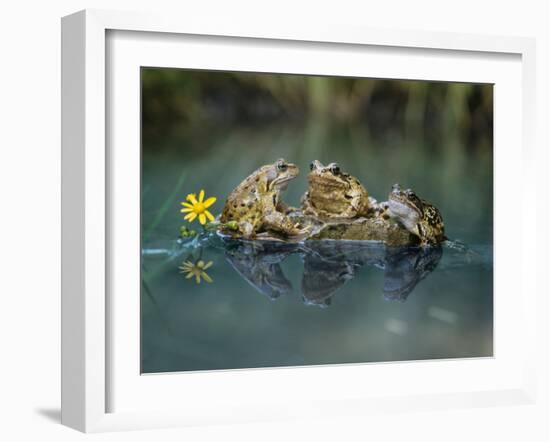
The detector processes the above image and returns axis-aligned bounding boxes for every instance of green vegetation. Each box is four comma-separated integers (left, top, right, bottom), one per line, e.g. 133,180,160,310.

142,68,492,151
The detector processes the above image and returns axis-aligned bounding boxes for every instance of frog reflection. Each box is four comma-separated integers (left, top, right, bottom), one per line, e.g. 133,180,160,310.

383,246,443,302
224,240,298,300
299,241,384,307
300,252,358,307
223,239,442,305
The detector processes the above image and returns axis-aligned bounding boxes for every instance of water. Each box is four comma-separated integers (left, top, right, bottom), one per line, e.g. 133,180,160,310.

141,121,493,374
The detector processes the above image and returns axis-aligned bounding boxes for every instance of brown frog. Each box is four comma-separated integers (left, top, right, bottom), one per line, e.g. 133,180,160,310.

220,159,309,239
387,183,445,245
301,160,371,220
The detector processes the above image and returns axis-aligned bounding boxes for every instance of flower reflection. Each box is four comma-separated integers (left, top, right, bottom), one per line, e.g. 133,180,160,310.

179,260,214,284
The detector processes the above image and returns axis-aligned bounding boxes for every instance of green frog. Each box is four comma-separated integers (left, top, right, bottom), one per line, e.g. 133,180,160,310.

301,160,372,220
387,183,445,245
220,159,309,239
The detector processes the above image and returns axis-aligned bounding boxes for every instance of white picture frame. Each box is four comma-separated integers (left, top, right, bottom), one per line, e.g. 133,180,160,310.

61,9,537,433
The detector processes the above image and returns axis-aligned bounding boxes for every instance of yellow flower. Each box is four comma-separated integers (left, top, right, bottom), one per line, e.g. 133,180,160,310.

180,190,217,225
179,260,214,284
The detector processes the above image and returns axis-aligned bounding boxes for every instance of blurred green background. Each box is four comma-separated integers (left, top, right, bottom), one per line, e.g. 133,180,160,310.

140,68,493,373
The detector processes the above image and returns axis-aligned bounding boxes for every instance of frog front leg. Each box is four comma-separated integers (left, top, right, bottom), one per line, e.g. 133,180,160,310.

238,220,256,239
373,200,390,219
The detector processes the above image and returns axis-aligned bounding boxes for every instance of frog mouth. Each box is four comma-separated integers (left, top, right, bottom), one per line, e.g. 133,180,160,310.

308,175,348,189
272,175,294,190
388,198,420,218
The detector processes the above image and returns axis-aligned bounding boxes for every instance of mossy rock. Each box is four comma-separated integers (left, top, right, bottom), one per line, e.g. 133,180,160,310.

306,216,418,246
217,210,418,246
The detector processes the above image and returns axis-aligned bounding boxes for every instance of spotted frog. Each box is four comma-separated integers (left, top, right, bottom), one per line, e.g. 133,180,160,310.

387,184,445,245
301,160,371,220
220,159,308,239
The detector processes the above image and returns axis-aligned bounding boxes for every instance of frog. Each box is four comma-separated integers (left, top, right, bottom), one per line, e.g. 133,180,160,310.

219,159,309,239
301,160,372,220
386,183,446,245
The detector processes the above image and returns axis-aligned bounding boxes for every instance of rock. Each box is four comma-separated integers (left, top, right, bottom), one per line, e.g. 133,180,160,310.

218,210,418,246
306,216,418,246
284,209,418,246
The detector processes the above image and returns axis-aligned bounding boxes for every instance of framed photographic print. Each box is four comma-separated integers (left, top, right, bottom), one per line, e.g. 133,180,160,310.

140,68,493,374
61,9,537,432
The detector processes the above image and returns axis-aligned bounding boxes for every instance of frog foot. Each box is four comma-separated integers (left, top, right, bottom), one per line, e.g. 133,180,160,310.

288,224,314,241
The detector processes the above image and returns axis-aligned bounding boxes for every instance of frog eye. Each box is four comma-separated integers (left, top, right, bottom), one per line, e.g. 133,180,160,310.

276,160,288,171
309,161,316,171
405,189,416,197
329,163,341,175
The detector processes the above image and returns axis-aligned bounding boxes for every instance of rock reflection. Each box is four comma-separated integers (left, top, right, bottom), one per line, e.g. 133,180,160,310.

224,239,442,305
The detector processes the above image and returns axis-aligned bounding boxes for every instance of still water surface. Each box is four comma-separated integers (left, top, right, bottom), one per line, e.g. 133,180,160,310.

141,122,493,373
